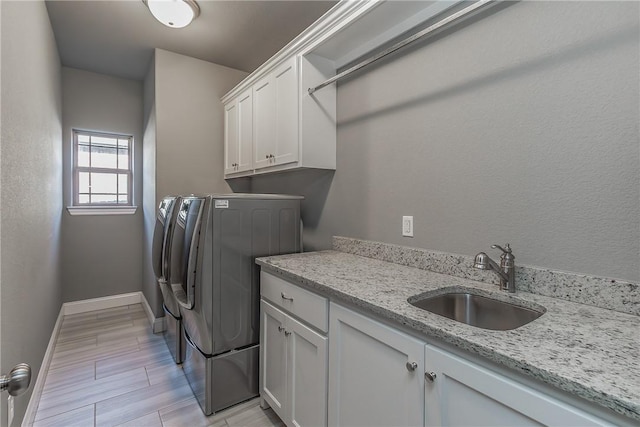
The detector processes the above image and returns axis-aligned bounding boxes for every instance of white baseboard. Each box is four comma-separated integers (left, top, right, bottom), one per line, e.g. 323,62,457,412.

62,292,142,315
21,308,64,427
140,292,165,333
22,291,164,426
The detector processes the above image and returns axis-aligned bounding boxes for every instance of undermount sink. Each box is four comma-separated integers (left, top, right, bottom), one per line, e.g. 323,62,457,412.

408,291,544,330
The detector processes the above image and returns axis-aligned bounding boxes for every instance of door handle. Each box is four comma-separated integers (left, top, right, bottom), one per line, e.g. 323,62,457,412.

1,363,31,396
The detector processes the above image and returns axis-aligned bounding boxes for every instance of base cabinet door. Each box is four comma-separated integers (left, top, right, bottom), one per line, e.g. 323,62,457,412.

261,300,328,427
424,345,611,427
288,315,328,427
329,302,425,427
261,300,288,421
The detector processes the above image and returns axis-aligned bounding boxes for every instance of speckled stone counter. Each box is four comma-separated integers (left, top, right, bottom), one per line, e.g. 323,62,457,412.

256,250,640,422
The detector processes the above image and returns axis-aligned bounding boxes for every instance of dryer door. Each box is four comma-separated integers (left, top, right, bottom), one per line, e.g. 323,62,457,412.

170,197,205,310
151,197,176,281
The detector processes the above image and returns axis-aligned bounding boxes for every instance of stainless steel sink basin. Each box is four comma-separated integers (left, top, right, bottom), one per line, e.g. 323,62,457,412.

409,292,544,330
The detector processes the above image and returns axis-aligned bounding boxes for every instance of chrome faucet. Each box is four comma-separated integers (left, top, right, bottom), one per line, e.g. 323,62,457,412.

473,244,516,293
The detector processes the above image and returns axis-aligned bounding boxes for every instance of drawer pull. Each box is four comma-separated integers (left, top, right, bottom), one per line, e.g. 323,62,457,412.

281,292,294,302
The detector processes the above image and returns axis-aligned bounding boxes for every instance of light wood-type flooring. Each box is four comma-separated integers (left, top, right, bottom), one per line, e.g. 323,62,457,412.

30,304,284,427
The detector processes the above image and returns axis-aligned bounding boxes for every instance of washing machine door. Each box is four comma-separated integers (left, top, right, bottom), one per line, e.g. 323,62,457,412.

169,197,205,310
151,197,176,281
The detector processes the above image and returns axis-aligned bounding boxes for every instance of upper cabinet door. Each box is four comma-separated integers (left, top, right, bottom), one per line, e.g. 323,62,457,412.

272,56,299,167
236,88,254,173
254,56,299,171
223,100,239,175
253,73,276,170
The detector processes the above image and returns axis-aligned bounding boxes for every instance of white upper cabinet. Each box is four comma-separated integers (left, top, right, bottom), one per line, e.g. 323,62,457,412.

272,58,299,168
253,57,299,171
253,73,276,170
224,88,253,175
236,89,254,173
222,0,467,178
223,101,238,175
225,52,333,178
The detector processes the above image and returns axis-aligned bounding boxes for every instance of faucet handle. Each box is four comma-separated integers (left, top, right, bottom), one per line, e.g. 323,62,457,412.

492,244,515,266
491,244,511,254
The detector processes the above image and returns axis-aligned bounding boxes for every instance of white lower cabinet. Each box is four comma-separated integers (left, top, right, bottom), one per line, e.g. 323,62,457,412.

328,302,425,427
260,299,328,427
424,344,610,426
260,278,620,427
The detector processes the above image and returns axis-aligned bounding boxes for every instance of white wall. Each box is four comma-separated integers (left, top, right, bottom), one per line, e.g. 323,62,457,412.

142,50,247,316
60,68,144,302
0,1,62,424
251,1,640,282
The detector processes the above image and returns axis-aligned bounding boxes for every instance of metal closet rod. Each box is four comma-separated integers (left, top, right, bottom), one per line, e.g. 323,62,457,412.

308,0,496,95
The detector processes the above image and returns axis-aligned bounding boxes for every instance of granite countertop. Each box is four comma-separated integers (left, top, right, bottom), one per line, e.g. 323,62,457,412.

256,250,640,422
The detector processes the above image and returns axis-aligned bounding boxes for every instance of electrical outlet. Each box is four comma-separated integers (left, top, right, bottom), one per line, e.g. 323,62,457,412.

8,395,14,426
402,216,414,237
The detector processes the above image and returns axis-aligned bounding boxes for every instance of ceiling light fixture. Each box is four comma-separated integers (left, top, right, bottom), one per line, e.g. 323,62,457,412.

144,0,200,29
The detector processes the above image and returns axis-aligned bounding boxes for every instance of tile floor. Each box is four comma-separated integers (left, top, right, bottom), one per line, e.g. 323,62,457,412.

30,304,284,427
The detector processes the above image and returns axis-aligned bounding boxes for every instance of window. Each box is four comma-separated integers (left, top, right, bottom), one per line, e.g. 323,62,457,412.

73,130,133,207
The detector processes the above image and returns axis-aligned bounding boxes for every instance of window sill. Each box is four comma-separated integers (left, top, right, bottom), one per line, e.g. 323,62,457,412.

67,206,138,216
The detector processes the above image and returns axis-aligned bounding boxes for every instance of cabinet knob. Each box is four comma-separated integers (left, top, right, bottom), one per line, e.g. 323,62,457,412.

278,326,284,333
266,155,269,159
425,371,437,382
281,292,294,302
284,330,292,336
406,361,418,372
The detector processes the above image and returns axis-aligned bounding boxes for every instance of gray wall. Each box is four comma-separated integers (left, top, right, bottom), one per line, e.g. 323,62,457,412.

61,68,144,302
142,57,158,318
251,1,640,282
0,1,62,425
142,49,247,316
154,49,248,196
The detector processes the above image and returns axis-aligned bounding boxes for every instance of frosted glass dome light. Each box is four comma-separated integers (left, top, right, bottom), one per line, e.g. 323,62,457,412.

145,0,200,29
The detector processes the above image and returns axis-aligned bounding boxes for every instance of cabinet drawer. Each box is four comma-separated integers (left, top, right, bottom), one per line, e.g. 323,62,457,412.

261,271,328,333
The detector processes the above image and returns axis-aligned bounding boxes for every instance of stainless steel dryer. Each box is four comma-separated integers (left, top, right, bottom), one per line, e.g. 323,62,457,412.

151,196,185,364
168,193,302,415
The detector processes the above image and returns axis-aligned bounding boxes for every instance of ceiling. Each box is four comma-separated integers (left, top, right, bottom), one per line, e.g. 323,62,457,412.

45,0,337,81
